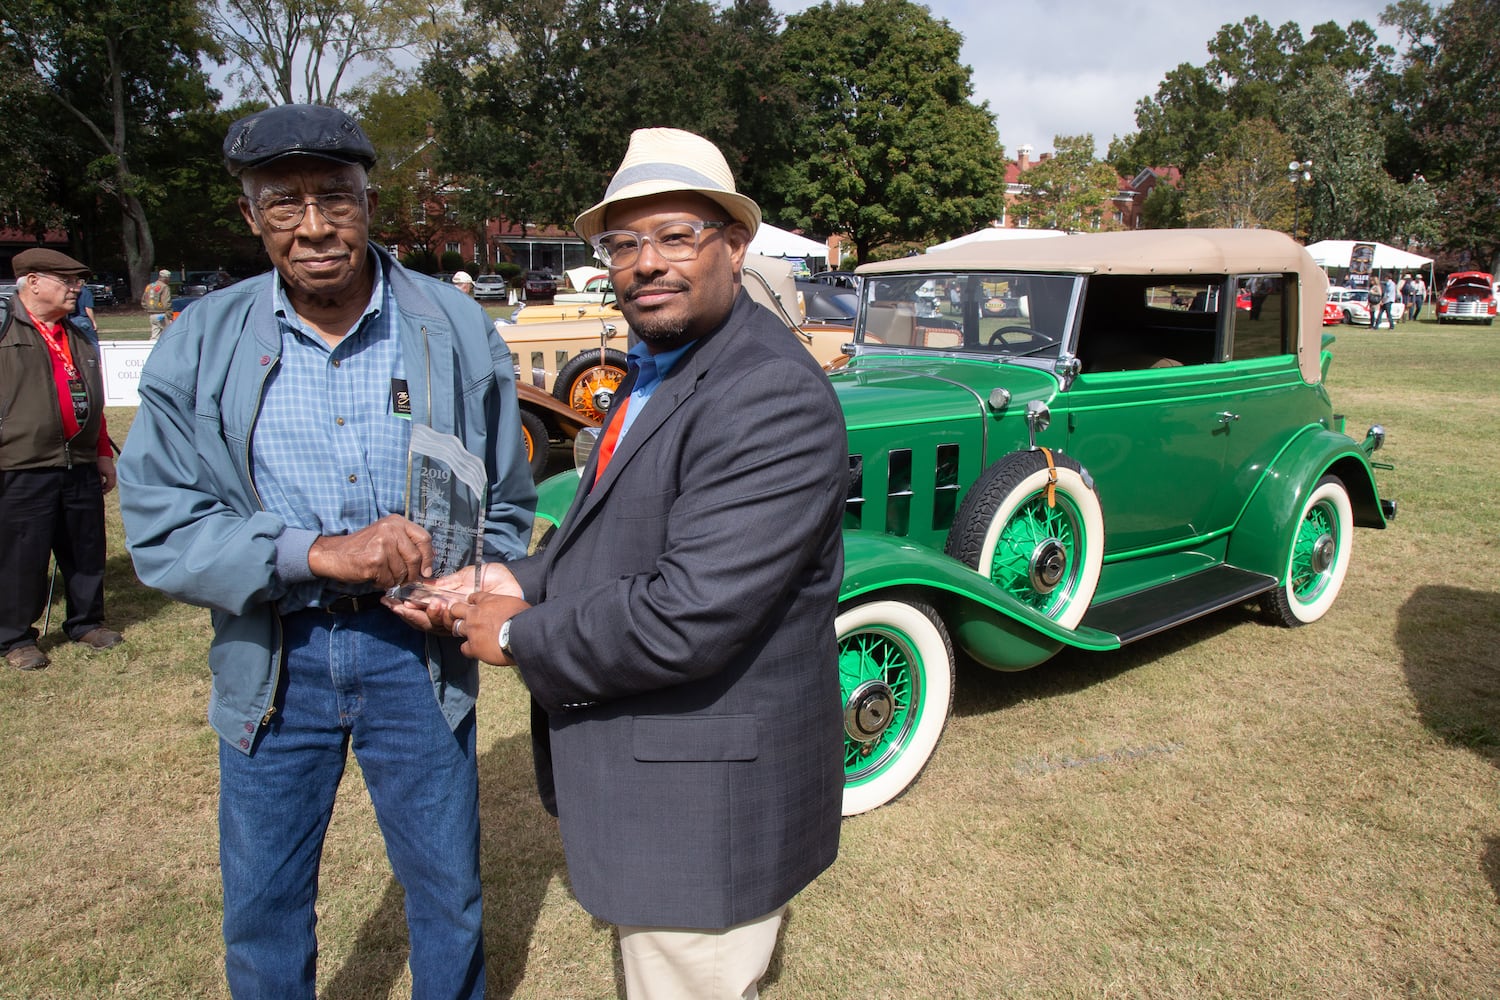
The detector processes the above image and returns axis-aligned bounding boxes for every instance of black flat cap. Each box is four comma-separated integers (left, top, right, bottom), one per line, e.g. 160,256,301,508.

223,104,377,177
12,248,90,277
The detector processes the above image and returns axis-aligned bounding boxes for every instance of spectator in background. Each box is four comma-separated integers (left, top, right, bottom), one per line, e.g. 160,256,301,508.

1410,274,1427,322
70,281,97,338
452,270,475,296
0,248,123,672
1375,272,1398,330
140,269,172,339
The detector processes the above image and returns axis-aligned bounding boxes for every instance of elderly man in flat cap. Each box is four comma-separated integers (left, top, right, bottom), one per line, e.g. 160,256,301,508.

397,127,847,1000
1,248,123,671
117,104,535,999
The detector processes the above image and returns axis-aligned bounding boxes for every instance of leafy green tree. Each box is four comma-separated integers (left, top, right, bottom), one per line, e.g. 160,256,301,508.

1013,135,1119,232
426,0,796,233
0,0,221,295
1181,119,1294,231
1391,0,1500,271
775,0,1005,261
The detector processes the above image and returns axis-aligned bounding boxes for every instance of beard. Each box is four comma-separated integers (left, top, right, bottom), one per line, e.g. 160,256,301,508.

620,278,696,349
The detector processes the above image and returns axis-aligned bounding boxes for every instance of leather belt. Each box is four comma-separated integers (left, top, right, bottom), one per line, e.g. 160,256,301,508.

320,592,386,614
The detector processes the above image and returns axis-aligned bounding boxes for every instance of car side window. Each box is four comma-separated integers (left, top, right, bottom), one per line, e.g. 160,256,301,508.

1231,275,1290,360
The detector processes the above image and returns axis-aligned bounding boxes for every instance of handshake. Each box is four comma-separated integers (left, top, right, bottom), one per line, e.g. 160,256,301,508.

384,562,530,666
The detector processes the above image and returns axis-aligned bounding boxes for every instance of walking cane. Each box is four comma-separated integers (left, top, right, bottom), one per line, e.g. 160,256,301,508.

42,556,59,634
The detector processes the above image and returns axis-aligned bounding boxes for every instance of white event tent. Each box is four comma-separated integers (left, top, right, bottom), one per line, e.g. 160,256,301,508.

749,223,827,260
927,227,1067,253
1304,240,1434,281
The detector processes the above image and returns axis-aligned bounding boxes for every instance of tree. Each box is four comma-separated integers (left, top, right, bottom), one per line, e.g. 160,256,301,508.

0,0,222,295
425,0,797,232
209,0,449,106
1390,0,1500,271
1013,135,1119,232
1180,119,1293,231
775,0,1006,261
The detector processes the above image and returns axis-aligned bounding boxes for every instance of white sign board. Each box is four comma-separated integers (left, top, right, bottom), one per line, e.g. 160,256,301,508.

98,340,157,407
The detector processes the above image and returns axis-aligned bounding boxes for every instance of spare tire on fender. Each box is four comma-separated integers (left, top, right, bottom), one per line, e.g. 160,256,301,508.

944,449,1104,630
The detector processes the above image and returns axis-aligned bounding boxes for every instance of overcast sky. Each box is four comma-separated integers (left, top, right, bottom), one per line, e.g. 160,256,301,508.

772,0,1403,158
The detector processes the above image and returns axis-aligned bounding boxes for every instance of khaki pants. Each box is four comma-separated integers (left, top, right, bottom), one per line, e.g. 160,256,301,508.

618,905,785,1000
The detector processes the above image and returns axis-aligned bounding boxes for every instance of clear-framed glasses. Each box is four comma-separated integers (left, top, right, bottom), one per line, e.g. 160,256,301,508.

254,191,366,231
591,220,727,269
32,272,87,291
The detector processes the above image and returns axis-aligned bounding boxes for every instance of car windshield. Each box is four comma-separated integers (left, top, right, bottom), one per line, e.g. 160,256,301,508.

856,272,1081,361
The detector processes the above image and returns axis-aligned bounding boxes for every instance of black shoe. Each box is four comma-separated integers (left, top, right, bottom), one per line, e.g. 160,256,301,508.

6,646,50,671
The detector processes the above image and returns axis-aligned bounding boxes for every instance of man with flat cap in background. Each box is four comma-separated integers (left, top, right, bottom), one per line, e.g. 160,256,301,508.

1,248,123,671
398,127,848,999
118,104,535,999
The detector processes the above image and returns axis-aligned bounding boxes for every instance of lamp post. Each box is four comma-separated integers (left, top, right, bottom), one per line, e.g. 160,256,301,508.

1288,159,1313,243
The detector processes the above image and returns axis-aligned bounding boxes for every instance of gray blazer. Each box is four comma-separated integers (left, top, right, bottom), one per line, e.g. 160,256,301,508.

508,290,847,929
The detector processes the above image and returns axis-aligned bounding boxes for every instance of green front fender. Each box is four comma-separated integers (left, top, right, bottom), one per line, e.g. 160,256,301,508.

842,531,1120,671
1226,426,1387,580
534,469,583,529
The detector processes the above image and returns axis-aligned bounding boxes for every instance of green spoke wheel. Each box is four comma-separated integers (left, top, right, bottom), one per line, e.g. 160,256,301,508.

1264,474,1354,626
837,597,954,816
946,450,1104,630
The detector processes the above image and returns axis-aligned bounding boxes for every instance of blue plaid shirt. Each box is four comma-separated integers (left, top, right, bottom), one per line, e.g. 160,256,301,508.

252,260,411,610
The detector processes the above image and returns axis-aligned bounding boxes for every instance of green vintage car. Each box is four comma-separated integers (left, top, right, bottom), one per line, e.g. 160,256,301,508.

533,228,1395,816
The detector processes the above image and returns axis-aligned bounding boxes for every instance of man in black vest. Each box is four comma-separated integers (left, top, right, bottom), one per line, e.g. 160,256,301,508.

0,248,123,671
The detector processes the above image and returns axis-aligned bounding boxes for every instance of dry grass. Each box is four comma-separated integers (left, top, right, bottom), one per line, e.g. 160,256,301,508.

2,318,1497,999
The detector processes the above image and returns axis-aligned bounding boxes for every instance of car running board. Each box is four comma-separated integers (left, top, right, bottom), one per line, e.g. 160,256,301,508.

1080,565,1278,645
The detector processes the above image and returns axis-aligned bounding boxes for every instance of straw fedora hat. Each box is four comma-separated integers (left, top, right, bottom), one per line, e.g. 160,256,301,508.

574,128,761,242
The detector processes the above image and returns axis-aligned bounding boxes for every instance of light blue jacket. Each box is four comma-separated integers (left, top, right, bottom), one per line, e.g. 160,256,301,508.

118,245,535,754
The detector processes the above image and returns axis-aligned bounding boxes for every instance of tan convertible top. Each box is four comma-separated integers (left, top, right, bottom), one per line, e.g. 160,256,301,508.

858,228,1330,383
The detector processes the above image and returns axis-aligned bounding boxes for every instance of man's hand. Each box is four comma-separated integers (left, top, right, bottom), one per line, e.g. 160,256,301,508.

97,455,117,494
383,561,526,633
308,514,433,590
450,594,530,665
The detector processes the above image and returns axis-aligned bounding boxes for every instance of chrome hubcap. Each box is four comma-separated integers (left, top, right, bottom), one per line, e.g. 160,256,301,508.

1029,539,1067,593
1311,533,1335,574
845,680,894,744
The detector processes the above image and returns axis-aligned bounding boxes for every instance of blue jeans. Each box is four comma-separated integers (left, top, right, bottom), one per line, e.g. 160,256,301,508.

218,608,484,999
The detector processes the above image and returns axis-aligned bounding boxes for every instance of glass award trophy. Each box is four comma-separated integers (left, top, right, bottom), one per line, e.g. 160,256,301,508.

388,422,488,605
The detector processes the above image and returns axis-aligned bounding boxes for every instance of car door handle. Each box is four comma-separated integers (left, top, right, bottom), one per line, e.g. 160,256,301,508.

1217,411,1240,424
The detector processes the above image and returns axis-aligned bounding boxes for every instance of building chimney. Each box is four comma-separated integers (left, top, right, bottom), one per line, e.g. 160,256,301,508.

1018,144,1033,171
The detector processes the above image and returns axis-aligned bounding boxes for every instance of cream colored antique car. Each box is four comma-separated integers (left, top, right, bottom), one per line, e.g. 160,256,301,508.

500,253,852,423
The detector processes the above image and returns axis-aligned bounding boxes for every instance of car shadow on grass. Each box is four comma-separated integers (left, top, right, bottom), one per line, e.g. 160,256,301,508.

949,602,1261,719
321,729,566,1000
1396,584,1500,905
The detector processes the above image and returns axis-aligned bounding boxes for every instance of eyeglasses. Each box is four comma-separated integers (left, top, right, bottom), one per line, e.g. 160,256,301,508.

591,220,727,269
254,191,366,231
32,272,87,291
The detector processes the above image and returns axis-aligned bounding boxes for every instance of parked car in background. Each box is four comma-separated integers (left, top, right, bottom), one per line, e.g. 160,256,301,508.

85,280,116,306
472,274,509,300
524,270,557,301
1435,271,1496,325
554,273,614,305
796,278,858,325
1326,286,1403,325
809,270,859,289
531,228,1395,816
1323,299,1345,326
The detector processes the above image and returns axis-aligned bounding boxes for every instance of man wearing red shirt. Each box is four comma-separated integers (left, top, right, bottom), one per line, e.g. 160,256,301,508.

1,248,123,671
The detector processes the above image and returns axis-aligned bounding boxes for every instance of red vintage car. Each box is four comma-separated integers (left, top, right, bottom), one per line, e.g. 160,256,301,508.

1323,300,1344,325
1435,271,1496,325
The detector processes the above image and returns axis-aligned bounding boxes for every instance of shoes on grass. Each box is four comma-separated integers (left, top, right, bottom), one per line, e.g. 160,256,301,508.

6,646,50,671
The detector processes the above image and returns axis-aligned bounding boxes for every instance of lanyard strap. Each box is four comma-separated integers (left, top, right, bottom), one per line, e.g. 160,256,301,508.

24,305,79,381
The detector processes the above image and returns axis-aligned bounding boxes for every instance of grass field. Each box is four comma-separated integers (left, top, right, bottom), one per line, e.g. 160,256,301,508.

2,314,1497,999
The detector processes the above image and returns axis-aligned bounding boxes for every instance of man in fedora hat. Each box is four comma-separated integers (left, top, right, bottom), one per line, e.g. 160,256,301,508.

1,248,123,671
117,103,535,999
396,127,847,999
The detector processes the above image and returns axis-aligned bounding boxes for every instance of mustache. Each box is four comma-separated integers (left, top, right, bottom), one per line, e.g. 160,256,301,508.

622,279,689,301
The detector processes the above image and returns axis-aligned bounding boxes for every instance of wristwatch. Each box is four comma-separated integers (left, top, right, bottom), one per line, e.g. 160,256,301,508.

498,618,514,660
